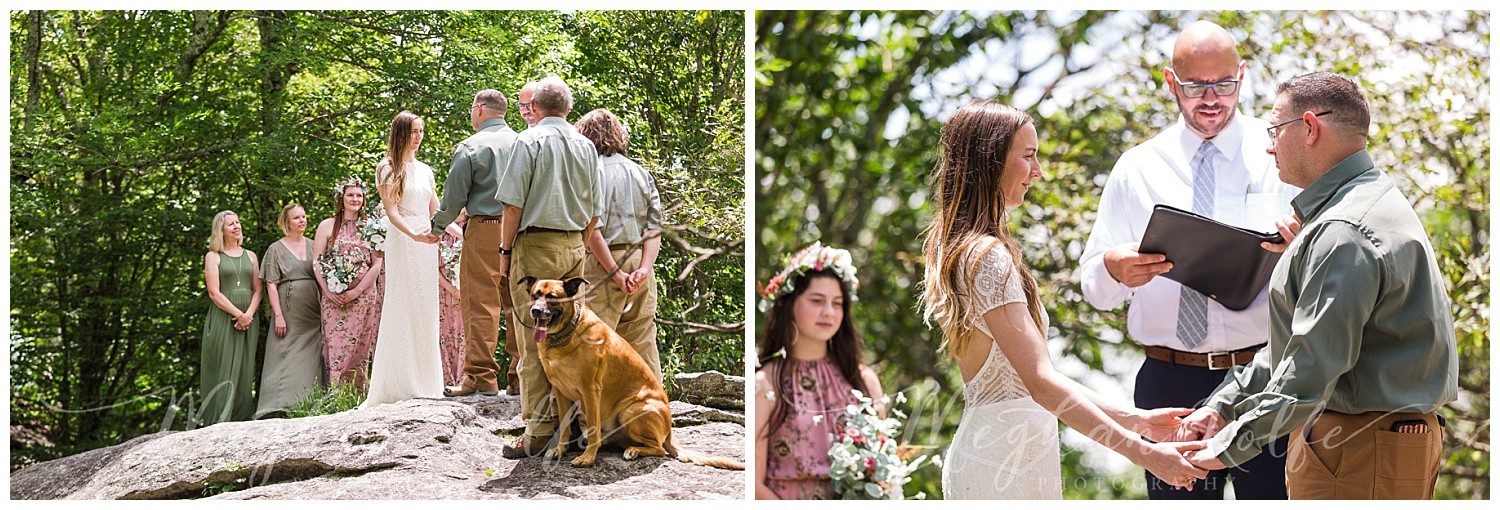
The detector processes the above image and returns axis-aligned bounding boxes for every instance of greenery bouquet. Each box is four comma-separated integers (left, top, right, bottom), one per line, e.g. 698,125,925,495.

827,391,936,500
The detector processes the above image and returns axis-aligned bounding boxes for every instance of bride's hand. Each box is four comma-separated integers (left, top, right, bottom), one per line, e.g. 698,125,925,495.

1133,440,1209,490
1132,407,1196,442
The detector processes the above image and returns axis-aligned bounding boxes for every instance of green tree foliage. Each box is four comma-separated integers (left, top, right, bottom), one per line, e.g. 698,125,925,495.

756,10,1486,499
9,9,745,470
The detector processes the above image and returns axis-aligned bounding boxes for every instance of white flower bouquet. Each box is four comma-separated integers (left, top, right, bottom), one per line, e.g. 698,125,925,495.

359,210,390,253
440,237,463,289
827,391,936,500
317,249,367,294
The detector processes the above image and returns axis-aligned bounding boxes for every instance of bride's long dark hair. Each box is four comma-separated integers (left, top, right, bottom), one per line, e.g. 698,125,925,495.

757,269,867,438
381,111,420,206
920,100,1045,359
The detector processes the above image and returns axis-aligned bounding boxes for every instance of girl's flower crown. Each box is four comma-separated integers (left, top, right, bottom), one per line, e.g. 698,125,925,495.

757,242,859,313
332,175,368,198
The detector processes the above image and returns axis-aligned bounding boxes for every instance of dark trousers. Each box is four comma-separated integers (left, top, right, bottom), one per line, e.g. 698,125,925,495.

1134,356,1289,500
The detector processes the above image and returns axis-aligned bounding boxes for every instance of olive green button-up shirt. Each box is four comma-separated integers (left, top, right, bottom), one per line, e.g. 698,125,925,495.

1202,150,1459,467
431,118,518,235
496,116,605,232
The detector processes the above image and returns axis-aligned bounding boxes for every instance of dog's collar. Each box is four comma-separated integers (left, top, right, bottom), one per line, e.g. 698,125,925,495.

546,306,584,342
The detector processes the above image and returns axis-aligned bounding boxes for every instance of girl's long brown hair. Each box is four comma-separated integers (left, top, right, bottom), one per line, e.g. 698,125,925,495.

380,111,420,207
756,270,868,439
920,100,1045,359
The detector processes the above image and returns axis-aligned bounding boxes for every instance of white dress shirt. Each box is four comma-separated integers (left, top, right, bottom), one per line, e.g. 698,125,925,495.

1077,113,1301,353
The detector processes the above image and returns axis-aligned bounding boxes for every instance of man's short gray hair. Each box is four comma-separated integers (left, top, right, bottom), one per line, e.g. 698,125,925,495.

533,75,574,116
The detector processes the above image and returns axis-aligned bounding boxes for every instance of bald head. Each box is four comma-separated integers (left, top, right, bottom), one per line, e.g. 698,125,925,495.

1172,21,1239,70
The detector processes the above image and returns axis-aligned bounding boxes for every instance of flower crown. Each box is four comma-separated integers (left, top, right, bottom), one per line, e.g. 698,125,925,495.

757,242,859,313
332,175,368,199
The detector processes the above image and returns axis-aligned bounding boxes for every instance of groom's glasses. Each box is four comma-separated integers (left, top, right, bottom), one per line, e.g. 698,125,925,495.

1267,111,1334,138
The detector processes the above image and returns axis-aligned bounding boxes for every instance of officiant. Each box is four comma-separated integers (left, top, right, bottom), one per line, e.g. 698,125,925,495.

1076,21,1299,499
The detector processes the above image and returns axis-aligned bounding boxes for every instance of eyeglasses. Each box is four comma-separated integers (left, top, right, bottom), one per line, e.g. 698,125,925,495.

518,101,534,111
471,103,483,111
1267,111,1333,138
1168,69,1241,98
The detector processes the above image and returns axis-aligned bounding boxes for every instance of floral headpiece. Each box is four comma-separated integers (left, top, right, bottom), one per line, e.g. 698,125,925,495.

332,175,368,198
758,242,859,313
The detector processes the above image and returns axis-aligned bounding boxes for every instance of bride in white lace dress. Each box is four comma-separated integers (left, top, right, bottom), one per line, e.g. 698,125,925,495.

921,101,1211,499
360,111,447,408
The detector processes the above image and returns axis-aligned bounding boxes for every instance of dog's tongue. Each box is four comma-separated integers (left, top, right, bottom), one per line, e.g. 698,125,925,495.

532,319,550,343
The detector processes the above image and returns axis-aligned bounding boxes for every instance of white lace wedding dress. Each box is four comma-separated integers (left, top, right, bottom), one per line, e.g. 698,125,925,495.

359,160,444,408
941,242,1063,499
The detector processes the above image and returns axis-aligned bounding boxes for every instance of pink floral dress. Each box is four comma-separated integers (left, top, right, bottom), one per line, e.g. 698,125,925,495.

320,218,383,390
762,357,857,499
437,232,465,387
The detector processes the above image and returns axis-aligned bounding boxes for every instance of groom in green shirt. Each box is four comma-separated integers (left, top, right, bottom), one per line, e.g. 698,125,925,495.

1179,72,1458,499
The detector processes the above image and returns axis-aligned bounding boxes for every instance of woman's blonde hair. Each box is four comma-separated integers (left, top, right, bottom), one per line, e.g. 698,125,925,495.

920,100,1045,359
207,210,238,252
276,203,304,237
381,111,421,206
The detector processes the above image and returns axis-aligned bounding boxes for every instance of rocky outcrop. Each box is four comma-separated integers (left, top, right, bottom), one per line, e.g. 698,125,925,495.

10,394,744,500
671,371,744,410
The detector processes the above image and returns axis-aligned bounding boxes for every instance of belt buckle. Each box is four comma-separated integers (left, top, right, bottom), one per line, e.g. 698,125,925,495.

1207,352,1234,370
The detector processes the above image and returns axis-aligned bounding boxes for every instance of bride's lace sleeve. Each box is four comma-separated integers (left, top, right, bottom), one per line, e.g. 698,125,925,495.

964,242,1027,320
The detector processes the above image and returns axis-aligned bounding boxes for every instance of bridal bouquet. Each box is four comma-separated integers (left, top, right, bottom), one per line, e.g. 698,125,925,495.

827,391,936,500
318,250,366,294
440,237,463,288
359,210,391,253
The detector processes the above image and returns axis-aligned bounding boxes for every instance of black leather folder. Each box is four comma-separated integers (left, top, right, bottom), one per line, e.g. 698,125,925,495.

1137,204,1284,311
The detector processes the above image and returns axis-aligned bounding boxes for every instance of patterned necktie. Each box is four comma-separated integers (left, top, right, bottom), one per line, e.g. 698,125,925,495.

1177,141,1220,350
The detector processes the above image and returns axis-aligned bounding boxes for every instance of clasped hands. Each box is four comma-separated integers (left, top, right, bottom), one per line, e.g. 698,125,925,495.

611,266,652,294
1132,406,1230,489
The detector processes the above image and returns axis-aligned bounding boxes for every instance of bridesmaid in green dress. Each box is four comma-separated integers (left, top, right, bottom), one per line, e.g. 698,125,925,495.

199,210,262,427
254,203,324,419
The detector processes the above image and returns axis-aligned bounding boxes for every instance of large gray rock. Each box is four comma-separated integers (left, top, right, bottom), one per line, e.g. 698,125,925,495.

671,371,744,410
10,395,744,500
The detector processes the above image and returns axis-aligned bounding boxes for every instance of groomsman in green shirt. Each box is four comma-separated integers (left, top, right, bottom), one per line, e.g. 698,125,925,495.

1182,72,1459,499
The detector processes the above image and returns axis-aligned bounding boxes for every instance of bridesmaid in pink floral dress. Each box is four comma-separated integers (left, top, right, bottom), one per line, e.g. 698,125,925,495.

311,179,385,391
754,244,884,500
436,222,466,387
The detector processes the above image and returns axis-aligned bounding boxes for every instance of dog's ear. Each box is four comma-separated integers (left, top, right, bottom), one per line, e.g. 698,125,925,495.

515,276,536,291
562,276,589,297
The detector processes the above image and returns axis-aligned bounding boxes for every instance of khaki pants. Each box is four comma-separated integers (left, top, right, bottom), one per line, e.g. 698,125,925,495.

509,231,585,438
1287,410,1444,499
582,246,662,383
458,216,506,392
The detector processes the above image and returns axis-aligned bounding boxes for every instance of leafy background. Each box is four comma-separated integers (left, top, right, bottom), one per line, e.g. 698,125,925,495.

9,10,745,470
755,10,1487,499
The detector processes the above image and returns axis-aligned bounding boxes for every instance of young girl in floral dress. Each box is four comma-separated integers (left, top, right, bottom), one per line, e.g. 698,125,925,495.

753,243,884,499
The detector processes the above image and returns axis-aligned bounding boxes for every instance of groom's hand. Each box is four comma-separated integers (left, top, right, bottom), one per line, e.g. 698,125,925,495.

1179,407,1227,441
1185,448,1227,470
1104,243,1173,287
1260,214,1303,253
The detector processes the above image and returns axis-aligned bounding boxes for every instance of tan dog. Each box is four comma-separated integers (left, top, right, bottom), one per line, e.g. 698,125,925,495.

517,276,744,470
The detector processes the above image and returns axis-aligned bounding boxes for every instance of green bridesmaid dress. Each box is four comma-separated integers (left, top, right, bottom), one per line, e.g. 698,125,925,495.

199,249,260,427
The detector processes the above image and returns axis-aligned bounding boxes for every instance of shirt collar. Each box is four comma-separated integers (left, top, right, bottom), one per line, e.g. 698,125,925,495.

538,116,569,127
1291,150,1376,221
477,117,510,132
1177,111,1245,165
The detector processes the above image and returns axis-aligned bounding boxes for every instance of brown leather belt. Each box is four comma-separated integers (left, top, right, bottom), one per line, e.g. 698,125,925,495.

1144,344,1264,370
521,227,579,235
